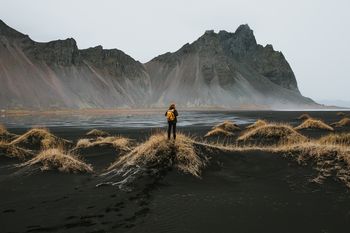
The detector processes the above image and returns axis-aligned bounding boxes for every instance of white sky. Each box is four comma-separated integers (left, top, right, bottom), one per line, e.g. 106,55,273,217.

1,0,349,101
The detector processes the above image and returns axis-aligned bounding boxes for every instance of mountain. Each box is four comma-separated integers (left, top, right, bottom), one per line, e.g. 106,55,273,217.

0,20,316,109
145,26,315,108
0,20,151,109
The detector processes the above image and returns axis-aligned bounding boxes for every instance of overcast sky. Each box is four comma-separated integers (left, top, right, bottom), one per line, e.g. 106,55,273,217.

1,0,349,102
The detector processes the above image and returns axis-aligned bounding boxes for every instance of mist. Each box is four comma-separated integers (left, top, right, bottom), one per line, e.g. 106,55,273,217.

0,0,349,102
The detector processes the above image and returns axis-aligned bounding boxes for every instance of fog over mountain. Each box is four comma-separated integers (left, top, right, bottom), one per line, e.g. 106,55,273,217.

0,20,317,109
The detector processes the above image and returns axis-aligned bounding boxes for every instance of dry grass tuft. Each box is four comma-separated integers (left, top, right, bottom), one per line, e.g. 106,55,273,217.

18,148,93,173
214,121,240,131
76,136,132,151
331,117,350,128
294,118,333,131
0,124,18,142
337,112,346,117
210,140,350,188
108,132,205,177
246,119,268,130
272,142,350,187
205,128,234,137
205,121,240,137
238,123,307,146
10,128,70,150
86,129,110,137
0,140,33,159
318,133,350,146
0,124,7,135
76,138,91,148
297,113,312,120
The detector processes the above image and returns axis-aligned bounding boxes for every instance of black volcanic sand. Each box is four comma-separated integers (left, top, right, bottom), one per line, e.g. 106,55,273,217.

1,111,350,233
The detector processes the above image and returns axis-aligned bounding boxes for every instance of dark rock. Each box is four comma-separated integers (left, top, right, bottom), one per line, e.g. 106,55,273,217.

25,38,80,66
80,46,146,78
0,19,27,39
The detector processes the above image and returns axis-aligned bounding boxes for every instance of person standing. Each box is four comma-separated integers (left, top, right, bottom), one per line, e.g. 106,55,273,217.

165,103,178,140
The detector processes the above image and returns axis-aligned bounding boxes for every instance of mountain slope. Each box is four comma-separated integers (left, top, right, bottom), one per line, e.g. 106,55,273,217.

0,20,151,109
0,20,316,109
145,25,315,108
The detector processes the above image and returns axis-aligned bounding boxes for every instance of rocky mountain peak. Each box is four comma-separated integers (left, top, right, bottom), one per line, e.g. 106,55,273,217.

0,20,27,39
235,24,256,44
234,24,253,36
151,25,259,64
80,45,146,77
175,25,258,60
221,24,257,58
196,30,219,43
24,38,80,66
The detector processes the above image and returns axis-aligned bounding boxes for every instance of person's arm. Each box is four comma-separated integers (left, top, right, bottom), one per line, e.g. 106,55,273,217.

165,111,167,117
174,110,178,116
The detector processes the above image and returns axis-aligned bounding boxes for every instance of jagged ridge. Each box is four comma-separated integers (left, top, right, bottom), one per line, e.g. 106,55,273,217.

145,24,314,108
0,20,316,109
0,20,151,109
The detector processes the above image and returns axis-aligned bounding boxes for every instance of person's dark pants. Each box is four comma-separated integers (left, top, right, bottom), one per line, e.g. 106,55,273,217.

168,121,176,140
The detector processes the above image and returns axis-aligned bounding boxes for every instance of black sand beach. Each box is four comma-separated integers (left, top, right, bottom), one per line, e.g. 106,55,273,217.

1,111,350,233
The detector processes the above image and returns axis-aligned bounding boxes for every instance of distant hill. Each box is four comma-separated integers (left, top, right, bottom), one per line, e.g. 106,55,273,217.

317,99,350,108
0,20,317,109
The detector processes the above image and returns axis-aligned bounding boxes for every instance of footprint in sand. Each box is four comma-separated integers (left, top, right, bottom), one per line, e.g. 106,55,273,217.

2,209,15,213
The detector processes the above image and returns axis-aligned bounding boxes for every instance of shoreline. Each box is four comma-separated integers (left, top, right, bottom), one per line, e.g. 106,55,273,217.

1,107,232,117
1,106,348,117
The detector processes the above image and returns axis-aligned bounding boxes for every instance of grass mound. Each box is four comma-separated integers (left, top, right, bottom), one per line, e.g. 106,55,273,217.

86,129,110,137
246,119,268,130
76,136,132,151
10,128,71,150
318,133,350,146
0,141,33,159
205,128,234,137
0,125,7,135
275,142,350,187
0,124,18,142
205,121,240,137
331,117,350,127
108,133,206,177
297,113,311,120
214,121,240,131
337,112,346,116
238,123,306,146
18,148,93,173
212,138,350,188
294,118,333,131
198,136,350,188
